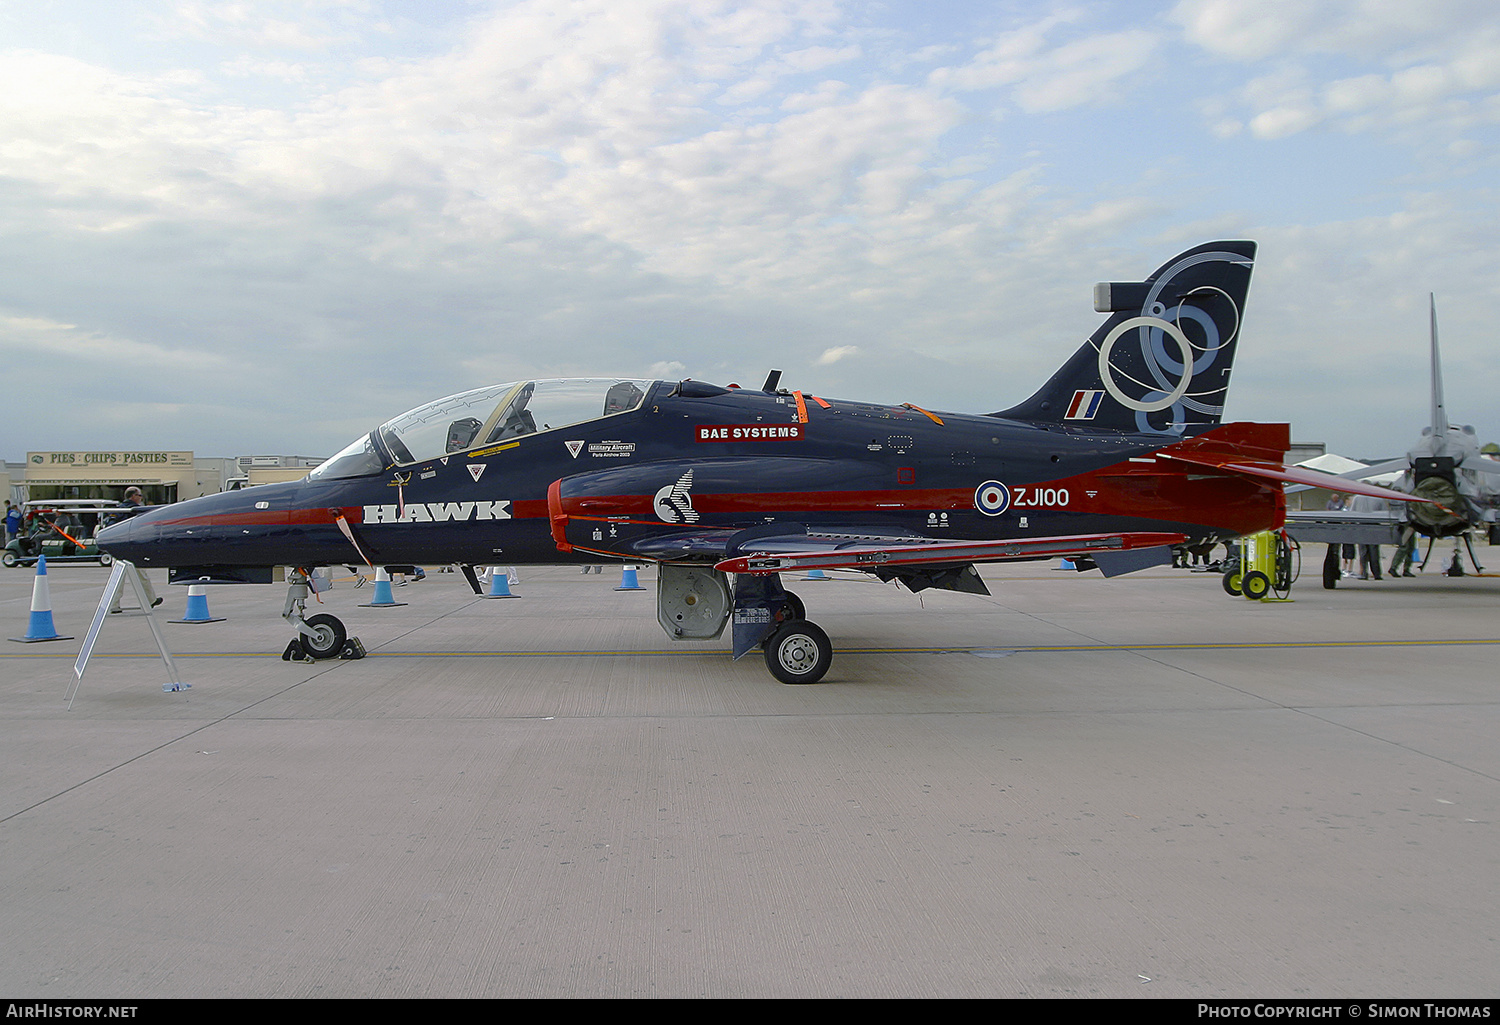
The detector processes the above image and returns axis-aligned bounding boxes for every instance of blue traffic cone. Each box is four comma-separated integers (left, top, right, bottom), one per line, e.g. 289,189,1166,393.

802,568,831,581
615,564,646,591
485,566,519,599
170,583,226,624
360,567,407,607
10,554,74,643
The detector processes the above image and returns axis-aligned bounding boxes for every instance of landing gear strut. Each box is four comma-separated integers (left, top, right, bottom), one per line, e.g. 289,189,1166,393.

281,568,364,661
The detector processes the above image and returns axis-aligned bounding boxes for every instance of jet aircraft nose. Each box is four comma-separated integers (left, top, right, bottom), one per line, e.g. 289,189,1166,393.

96,512,158,564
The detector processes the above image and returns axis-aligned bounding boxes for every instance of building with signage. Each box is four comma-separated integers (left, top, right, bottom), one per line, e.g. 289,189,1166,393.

20,451,235,505
8,452,324,505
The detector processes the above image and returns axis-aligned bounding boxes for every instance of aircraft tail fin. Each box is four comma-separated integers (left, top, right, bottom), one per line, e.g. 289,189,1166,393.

992,240,1256,437
1429,294,1449,439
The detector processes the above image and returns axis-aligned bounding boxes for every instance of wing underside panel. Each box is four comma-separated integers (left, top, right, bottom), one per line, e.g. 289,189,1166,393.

715,530,1186,574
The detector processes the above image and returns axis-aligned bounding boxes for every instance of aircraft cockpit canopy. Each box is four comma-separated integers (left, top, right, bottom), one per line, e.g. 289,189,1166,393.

309,378,655,480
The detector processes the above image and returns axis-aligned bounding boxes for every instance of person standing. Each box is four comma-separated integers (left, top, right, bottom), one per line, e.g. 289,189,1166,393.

1325,495,1355,578
1349,493,1386,580
109,487,162,612
3,501,20,545
1389,529,1418,577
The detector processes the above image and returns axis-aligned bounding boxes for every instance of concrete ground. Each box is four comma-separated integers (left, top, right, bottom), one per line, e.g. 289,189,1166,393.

1,554,1496,998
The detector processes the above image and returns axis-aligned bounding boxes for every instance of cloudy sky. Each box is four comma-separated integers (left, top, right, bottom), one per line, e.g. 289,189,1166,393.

2,0,1497,463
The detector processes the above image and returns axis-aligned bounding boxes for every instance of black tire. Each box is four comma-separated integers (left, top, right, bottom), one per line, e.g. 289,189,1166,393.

781,590,805,621
1222,569,1242,596
1322,546,1339,590
1242,570,1270,600
762,619,832,685
300,614,347,659
98,553,113,567
1,550,17,568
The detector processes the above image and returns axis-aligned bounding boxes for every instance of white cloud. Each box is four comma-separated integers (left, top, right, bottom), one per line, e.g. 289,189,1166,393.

1170,0,1325,61
930,13,1159,113
1248,104,1321,140
816,345,859,364
1173,0,1500,140
1010,30,1159,113
0,312,233,372
161,0,367,51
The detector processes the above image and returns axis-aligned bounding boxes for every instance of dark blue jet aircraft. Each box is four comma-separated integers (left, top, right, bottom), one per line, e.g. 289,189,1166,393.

98,240,1415,683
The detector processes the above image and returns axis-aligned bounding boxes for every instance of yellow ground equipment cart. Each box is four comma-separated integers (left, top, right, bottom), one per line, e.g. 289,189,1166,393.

1222,529,1298,601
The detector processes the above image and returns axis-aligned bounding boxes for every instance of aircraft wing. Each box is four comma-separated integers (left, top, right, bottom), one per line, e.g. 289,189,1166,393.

714,530,1185,575
1322,457,1410,480
1283,509,1408,547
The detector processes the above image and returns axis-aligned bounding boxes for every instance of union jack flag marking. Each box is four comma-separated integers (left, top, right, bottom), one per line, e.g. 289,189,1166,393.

1065,389,1104,419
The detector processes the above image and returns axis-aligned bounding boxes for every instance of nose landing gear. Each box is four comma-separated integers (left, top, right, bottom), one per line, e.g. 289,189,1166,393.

281,568,365,661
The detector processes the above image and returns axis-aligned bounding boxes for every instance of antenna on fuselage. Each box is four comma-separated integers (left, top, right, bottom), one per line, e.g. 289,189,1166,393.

762,370,782,393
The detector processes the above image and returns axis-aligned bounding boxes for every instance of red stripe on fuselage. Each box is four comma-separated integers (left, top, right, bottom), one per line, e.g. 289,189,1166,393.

555,460,1284,535
143,506,354,528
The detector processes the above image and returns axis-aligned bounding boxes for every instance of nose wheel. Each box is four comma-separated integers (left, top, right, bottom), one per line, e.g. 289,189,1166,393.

762,619,832,684
298,613,347,659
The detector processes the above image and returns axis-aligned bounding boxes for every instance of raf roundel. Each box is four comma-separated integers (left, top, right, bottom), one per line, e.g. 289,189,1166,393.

974,480,1011,516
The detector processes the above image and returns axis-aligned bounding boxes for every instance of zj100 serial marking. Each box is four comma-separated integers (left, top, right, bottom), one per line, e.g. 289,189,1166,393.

1010,487,1070,508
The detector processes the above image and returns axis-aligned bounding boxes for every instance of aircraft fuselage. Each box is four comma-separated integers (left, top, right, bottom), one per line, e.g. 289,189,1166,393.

97,384,1284,575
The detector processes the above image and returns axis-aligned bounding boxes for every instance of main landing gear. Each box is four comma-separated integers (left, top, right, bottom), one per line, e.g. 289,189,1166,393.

761,615,832,684
656,564,834,684
281,569,365,662
735,575,834,685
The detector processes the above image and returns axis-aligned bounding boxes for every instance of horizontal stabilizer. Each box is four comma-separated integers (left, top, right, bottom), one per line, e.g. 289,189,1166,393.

1158,452,1430,504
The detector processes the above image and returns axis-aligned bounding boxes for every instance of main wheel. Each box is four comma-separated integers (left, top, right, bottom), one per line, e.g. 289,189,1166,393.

300,614,347,659
1,550,17,568
1322,546,1339,589
1221,569,1242,596
1242,570,1270,600
99,553,113,567
763,619,832,685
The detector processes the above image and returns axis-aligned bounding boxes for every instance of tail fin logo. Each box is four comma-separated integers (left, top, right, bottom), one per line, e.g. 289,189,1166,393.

1095,252,1244,429
1098,316,1198,413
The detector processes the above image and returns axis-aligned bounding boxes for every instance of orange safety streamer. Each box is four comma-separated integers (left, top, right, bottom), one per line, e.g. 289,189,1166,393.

901,402,945,425
334,513,376,570
792,390,809,424
49,522,87,548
